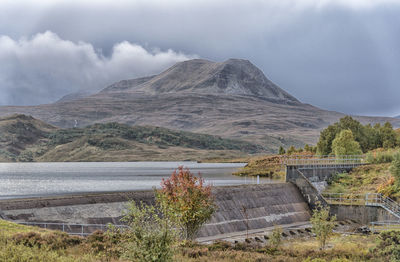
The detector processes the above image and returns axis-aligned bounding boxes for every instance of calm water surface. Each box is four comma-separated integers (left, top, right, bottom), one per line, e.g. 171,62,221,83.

0,162,274,199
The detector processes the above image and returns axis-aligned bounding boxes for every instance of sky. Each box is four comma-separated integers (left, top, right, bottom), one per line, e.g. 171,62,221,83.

0,0,399,117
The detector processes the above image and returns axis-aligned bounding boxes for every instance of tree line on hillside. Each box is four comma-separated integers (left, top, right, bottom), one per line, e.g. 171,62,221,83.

316,116,399,156
47,122,263,153
279,116,399,157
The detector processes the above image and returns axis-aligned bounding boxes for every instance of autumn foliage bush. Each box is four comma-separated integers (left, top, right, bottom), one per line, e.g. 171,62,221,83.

157,166,216,240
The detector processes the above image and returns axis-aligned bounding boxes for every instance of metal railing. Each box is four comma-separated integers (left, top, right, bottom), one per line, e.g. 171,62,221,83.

323,193,400,219
16,222,129,236
322,193,369,205
282,155,365,167
370,221,400,233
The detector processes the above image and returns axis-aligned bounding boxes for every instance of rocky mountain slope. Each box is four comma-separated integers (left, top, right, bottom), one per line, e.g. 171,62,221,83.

1,58,399,152
102,59,299,102
0,114,262,162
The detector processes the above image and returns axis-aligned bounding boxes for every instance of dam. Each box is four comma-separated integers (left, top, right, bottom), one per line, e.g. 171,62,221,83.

1,156,399,240
0,183,311,240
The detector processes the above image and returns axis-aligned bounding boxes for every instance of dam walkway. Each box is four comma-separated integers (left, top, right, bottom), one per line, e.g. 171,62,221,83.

284,156,400,231
282,155,366,168
284,155,365,209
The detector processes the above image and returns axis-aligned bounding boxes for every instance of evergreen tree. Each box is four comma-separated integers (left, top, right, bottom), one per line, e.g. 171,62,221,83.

278,146,285,155
316,124,340,155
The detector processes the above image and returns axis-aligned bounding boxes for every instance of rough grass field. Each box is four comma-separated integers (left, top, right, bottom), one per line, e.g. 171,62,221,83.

2,219,399,262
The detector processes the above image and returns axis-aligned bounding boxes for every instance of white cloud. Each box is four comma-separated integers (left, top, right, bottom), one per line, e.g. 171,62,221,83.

0,31,196,105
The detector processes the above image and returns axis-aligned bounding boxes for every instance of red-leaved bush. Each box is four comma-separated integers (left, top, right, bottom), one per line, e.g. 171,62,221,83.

157,166,216,240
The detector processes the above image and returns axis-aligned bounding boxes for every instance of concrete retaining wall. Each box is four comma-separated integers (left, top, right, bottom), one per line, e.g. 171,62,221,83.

1,183,311,238
286,166,355,184
287,169,328,210
330,204,399,224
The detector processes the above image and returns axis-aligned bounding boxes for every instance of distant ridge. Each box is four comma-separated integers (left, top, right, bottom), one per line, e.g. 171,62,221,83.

0,58,399,152
56,91,91,103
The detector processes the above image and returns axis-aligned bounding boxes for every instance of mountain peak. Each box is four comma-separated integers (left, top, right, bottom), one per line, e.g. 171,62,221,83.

102,58,299,103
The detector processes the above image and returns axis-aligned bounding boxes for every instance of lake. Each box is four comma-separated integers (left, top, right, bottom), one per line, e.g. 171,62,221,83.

0,162,274,199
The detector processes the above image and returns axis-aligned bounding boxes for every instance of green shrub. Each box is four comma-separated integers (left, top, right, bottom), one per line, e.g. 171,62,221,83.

121,201,177,262
12,231,82,250
208,240,232,251
0,231,90,262
85,230,124,259
302,258,326,262
366,150,395,164
310,203,336,250
373,230,400,261
390,151,400,187
269,226,282,249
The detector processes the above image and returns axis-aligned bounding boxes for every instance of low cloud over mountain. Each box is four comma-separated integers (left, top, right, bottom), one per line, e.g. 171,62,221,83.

0,31,196,106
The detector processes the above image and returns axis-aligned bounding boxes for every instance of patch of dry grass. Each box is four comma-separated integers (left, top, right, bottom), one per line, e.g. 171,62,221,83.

232,154,285,179
324,164,391,195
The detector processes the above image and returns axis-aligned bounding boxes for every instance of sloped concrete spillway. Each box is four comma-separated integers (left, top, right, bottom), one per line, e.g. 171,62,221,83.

0,183,311,239
198,183,311,238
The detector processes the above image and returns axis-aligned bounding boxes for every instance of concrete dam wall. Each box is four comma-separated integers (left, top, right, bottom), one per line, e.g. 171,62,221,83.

330,204,399,224
0,183,311,238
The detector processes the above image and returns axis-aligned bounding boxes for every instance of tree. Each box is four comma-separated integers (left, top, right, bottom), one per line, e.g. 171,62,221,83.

157,166,216,240
331,129,362,157
381,122,397,149
278,146,286,155
337,116,369,151
310,203,336,250
287,145,296,155
390,151,400,187
317,124,340,155
304,144,311,153
121,201,177,262
364,123,381,150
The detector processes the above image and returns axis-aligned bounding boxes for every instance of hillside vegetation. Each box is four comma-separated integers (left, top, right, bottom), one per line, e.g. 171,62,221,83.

323,148,400,199
0,114,263,162
0,114,56,162
315,117,400,199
